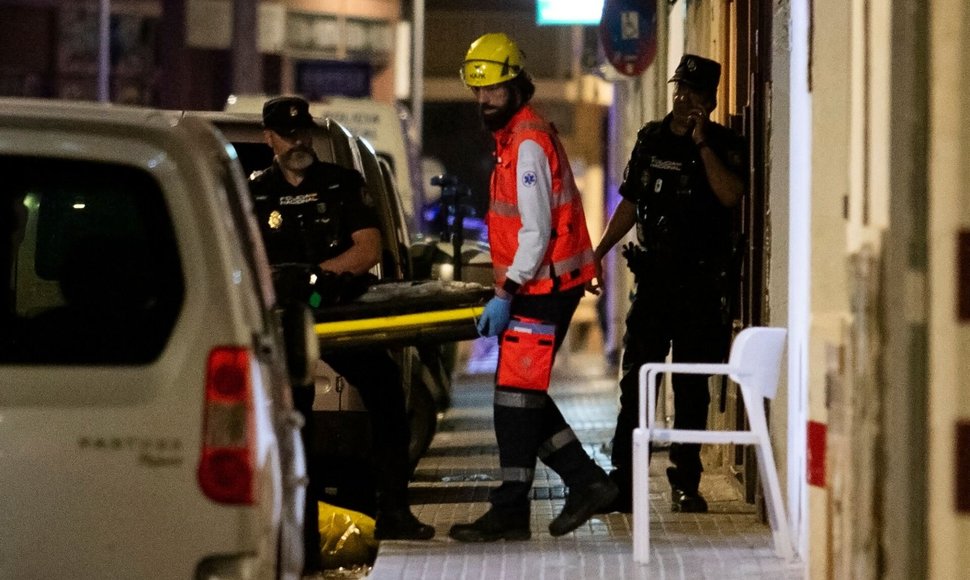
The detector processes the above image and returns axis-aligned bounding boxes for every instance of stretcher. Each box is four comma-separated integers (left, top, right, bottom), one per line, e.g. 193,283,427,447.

313,279,492,351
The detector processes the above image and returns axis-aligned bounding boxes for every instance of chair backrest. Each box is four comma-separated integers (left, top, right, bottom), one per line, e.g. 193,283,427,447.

727,327,788,399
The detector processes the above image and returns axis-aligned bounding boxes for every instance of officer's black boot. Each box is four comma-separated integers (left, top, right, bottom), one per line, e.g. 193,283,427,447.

374,507,436,540
373,458,435,540
668,374,710,513
374,484,435,540
448,505,531,542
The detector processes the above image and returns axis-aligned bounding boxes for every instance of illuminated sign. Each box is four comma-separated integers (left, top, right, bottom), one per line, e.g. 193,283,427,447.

536,0,605,26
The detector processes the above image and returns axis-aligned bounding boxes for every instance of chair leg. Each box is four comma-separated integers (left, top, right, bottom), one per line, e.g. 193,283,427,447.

753,440,794,561
735,381,794,563
632,427,650,563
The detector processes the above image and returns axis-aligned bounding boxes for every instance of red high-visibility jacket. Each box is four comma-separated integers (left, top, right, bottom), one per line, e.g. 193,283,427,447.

488,105,596,295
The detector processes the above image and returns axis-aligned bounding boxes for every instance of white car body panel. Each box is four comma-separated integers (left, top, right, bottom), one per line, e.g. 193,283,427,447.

0,99,304,580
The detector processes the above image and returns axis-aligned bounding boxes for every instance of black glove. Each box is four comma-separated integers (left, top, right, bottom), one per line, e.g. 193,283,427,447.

310,271,377,308
620,242,648,277
272,264,317,305
308,269,342,307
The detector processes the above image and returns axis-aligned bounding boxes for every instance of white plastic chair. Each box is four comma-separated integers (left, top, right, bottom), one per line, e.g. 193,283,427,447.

632,326,793,563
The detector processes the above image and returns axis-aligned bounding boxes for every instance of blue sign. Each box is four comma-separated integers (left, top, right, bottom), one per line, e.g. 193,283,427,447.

599,0,657,77
296,60,372,99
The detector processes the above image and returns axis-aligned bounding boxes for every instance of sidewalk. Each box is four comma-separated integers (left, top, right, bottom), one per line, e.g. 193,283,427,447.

368,351,806,580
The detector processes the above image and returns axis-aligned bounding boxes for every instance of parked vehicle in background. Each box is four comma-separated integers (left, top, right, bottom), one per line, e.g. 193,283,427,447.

180,110,455,512
0,98,315,580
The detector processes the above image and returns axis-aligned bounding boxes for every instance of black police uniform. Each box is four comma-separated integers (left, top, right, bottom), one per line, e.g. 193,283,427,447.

250,158,421,559
610,113,747,499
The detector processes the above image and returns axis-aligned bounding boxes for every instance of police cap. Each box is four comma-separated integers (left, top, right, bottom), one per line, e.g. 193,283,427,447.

668,54,721,93
262,95,316,136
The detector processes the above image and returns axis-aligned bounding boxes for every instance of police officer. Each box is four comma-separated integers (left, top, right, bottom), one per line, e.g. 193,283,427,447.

588,55,747,513
249,96,434,573
448,33,618,543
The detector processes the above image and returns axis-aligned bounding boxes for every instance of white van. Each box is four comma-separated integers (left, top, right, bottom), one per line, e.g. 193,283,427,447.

225,94,423,233
0,99,315,580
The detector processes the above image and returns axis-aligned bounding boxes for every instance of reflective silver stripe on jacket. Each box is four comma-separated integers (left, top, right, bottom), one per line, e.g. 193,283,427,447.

553,248,594,277
493,248,594,286
494,389,547,409
537,428,579,460
489,188,581,218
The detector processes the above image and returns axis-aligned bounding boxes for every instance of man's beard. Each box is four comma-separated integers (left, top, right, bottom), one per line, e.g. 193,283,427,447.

280,146,314,171
480,102,517,132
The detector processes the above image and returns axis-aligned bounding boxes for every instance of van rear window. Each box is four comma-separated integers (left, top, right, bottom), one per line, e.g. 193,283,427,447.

0,156,184,365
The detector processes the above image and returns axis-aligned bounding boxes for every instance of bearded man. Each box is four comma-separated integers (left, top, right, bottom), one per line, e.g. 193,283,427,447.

249,95,434,576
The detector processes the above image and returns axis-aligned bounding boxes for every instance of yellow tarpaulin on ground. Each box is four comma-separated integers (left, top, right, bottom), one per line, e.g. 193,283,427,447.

317,501,378,570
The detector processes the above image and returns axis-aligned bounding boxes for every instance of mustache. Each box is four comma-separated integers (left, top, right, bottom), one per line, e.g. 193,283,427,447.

282,145,314,161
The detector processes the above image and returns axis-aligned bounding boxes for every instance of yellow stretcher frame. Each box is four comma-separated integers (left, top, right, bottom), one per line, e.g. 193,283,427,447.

314,305,485,350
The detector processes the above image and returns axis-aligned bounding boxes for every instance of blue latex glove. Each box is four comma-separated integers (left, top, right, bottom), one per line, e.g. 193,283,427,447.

476,295,512,337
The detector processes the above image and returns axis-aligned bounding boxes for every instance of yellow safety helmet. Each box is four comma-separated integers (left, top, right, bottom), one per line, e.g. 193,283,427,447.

461,33,524,87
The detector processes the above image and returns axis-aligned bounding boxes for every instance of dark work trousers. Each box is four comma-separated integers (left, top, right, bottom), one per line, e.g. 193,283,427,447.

293,347,411,570
490,285,606,516
322,348,413,513
610,282,730,496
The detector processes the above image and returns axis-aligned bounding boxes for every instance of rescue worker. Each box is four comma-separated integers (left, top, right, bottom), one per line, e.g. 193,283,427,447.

249,96,434,574
588,55,747,513
448,33,618,542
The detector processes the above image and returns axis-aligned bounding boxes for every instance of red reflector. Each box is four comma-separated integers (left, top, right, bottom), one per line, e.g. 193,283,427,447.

807,420,826,488
198,449,253,504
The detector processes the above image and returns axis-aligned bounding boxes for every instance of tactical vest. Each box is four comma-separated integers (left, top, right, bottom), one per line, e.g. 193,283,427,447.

625,120,735,280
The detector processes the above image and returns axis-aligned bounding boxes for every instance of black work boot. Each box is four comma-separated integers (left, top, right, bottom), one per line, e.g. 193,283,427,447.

595,469,632,514
375,508,435,540
667,466,708,513
671,488,709,513
549,477,619,536
448,507,531,542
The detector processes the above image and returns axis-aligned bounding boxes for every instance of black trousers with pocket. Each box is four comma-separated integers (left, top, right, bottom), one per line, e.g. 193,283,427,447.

489,286,606,515
610,280,731,496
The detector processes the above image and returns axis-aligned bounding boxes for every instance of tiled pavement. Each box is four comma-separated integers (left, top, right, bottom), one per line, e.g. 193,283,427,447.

368,351,806,580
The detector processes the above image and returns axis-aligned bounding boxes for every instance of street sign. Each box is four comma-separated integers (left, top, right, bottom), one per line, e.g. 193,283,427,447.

599,0,658,77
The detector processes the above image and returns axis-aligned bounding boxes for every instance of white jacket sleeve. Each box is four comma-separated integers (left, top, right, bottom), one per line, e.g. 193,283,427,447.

505,139,553,286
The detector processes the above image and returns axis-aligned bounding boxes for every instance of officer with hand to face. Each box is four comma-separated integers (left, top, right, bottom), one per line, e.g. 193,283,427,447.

589,55,747,515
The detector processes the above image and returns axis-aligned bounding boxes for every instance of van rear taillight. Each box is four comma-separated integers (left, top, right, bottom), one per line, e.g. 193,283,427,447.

198,347,254,504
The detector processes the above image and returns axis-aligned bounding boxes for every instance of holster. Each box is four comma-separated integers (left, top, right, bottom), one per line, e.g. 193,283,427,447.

496,317,556,392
